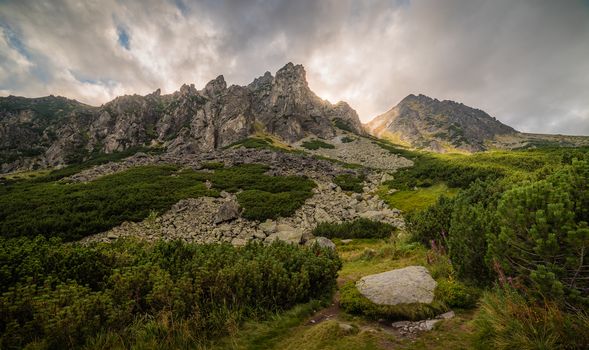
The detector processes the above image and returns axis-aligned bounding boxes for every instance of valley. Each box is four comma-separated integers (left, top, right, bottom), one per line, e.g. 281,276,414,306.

1,63,588,349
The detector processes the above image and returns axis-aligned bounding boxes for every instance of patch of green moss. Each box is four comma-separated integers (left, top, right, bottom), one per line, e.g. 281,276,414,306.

340,281,448,321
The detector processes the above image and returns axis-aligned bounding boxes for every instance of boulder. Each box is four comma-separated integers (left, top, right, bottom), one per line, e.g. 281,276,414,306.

265,224,303,244
356,266,436,305
259,219,277,234
359,209,397,222
305,236,336,250
314,207,332,223
214,199,240,224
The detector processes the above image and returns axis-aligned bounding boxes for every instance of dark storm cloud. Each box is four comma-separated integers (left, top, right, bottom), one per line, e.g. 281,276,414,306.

0,0,588,135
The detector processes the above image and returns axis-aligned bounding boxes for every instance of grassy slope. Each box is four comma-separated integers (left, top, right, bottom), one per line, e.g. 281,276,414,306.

377,183,458,213
213,238,475,350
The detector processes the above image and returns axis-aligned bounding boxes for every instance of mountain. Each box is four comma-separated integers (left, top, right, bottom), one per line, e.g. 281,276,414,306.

0,63,364,172
365,94,517,152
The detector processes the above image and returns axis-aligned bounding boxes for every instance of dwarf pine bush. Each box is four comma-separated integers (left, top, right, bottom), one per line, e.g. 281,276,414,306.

0,237,341,349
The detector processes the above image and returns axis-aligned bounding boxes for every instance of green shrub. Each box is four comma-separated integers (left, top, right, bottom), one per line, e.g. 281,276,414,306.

447,179,504,285
301,140,335,150
341,136,355,143
474,288,589,350
487,159,589,308
226,137,279,150
333,118,354,132
340,282,447,321
405,195,454,247
0,165,216,241
0,163,316,240
312,219,395,239
0,237,342,349
333,173,365,193
201,161,224,169
435,278,480,309
237,190,314,221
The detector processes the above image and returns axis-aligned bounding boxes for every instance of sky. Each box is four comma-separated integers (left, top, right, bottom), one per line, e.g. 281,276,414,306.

1,0,588,135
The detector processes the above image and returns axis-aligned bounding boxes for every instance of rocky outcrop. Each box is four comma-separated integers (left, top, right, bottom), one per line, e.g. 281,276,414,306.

295,134,413,170
356,266,437,305
249,63,365,143
83,176,404,245
1,63,365,173
0,95,94,172
366,94,517,152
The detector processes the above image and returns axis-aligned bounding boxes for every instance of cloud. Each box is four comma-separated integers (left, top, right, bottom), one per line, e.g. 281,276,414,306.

0,0,588,135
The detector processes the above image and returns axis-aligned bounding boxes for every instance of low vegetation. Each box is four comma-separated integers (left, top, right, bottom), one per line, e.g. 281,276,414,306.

378,183,458,213
226,137,282,151
474,288,589,350
333,118,354,132
0,237,341,349
301,139,336,150
0,163,315,241
312,219,395,239
333,173,365,193
399,145,589,348
9,146,165,182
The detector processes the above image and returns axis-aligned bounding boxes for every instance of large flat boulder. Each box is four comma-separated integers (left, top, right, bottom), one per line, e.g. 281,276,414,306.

305,236,336,250
264,224,303,244
356,266,436,305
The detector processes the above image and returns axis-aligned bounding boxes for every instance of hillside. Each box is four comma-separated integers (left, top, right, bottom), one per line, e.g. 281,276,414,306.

366,94,517,152
0,63,364,173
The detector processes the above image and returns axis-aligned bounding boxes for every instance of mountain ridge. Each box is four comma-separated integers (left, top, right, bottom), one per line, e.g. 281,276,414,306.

366,93,517,152
0,62,364,172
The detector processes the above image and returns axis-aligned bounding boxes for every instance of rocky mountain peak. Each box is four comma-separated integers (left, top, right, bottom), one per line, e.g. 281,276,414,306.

275,62,307,86
248,71,273,91
1,62,365,172
203,75,227,97
276,62,307,81
179,83,198,97
367,93,517,152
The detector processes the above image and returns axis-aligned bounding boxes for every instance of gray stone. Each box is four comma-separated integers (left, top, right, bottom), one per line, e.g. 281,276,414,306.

314,208,332,223
391,321,412,329
306,237,336,250
214,199,240,224
356,266,437,305
259,219,277,234
231,237,248,246
265,224,303,244
436,310,455,320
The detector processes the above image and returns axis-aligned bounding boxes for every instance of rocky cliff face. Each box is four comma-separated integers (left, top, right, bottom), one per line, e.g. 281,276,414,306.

366,94,517,152
0,63,364,172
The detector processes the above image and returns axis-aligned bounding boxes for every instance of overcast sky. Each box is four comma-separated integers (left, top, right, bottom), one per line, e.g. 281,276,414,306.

1,0,588,135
